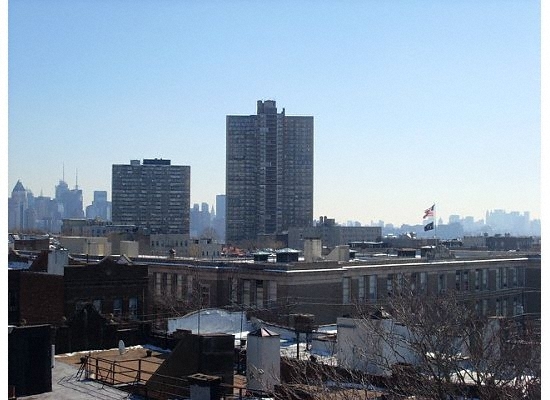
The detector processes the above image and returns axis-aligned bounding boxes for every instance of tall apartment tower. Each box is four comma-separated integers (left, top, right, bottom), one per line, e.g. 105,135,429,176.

226,100,314,243
112,159,190,234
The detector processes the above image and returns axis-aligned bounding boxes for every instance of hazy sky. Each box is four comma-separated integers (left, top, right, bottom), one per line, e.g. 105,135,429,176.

7,0,541,226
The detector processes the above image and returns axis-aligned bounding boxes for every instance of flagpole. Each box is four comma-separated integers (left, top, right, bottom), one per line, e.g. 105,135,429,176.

434,201,437,242
434,202,438,248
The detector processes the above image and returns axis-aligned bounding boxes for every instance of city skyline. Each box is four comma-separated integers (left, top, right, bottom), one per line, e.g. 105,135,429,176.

7,176,540,233
7,1,541,226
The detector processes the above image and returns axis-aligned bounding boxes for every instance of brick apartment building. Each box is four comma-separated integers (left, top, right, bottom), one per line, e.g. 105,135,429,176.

8,250,150,353
8,270,64,326
63,256,149,320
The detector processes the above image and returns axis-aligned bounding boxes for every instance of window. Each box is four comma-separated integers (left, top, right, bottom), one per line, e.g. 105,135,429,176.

343,277,351,304
396,273,404,293
155,272,161,296
482,299,488,316
410,273,417,292
387,274,394,296
243,280,251,307
256,280,264,308
268,281,277,305
514,298,524,315
200,285,210,307
511,267,518,287
113,298,123,317
187,275,193,300
177,275,183,299
171,274,178,297
93,299,102,313
369,275,378,301
161,273,168,295
475,269,481,291
495,298,502,316
502,268,508,288
358,276,366,302
482,269,488,290
230,278,238,304
455,271,461,290
462,270,469,291
129,297,138,319
419,272,427,293
438,273,447,294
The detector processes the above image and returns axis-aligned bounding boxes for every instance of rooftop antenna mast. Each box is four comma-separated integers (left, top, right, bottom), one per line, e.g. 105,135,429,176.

75,168,79,189
62,162,65,182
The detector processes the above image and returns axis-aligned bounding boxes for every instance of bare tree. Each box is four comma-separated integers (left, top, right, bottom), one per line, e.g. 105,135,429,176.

150,268,209,331
352,287,540,399
272,287,540,399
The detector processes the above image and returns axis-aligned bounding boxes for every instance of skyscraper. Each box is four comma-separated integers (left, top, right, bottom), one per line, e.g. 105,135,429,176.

86,190,112,221
55,179,84,219
8,180,30,231
112,159,190,234
226,100,314,243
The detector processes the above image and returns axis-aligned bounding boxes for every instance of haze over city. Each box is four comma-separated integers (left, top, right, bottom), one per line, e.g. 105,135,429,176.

7,1,541,226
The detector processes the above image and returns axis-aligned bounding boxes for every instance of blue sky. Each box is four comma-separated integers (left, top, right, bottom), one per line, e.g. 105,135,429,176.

7,0,541,226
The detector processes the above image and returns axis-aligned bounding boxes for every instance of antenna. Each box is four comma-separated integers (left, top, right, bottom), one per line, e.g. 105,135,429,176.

62,162,65,182
75,168,79,189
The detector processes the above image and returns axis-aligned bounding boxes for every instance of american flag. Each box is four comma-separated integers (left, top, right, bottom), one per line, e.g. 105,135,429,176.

423,204,435,219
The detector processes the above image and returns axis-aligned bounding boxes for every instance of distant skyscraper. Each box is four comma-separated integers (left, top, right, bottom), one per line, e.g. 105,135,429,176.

8,180,30,231
190,202,212,238
212,194,226,242
112,159,190,234
216,194,226,222
226,100,314,242
86,190,112,221
55,179,84,219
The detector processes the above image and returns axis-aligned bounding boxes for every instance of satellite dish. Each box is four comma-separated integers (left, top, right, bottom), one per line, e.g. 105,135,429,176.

118,340,126,355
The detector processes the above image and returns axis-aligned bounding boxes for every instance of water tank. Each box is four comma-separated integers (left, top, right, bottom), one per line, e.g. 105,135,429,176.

246,328,280,393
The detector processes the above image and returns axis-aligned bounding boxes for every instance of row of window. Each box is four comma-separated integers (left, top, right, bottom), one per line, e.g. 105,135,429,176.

153,274,279,310
75,297,138,319
230,279,277,309
343,267,524,304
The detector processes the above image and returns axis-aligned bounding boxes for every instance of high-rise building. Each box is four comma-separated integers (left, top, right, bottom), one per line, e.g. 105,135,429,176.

190,202,212,238
86,190,112,221
216,194,226,222
55,179,84,219
8,180,30,231
112,159,190,234
226,100,314,243
211,194,226,242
